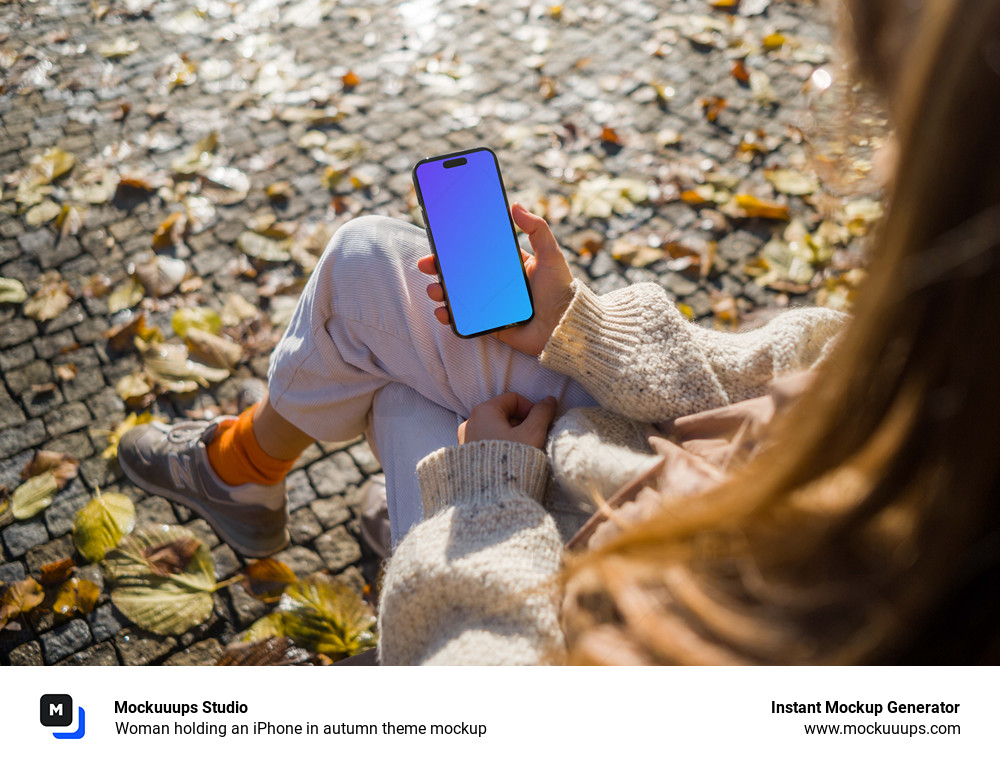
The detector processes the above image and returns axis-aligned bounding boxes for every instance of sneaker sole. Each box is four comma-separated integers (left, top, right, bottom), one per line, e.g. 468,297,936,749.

118,456,289,559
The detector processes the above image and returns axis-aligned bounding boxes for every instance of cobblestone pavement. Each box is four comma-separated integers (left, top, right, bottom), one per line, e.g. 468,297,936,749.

0,0,880,665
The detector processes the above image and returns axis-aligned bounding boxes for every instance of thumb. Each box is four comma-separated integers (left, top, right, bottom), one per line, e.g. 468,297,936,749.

518,396,557,443
512,203,562,266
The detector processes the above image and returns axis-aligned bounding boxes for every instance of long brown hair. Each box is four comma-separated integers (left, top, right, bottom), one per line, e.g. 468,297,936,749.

562,0,1000,664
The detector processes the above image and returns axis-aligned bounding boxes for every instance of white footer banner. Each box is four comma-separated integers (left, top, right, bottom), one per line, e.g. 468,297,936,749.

1,666,993,764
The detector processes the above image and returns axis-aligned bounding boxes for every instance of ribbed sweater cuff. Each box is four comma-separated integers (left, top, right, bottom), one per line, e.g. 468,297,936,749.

417,440,550,518
539,279,647,388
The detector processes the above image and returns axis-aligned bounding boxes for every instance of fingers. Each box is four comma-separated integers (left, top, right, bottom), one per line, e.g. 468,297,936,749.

511,203,562,266
426,282,444,302
417,254,438,276
434,306,449,325
518,396,557,441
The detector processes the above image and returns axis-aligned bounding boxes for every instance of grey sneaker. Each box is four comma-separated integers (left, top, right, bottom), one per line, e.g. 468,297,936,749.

117,419,289,558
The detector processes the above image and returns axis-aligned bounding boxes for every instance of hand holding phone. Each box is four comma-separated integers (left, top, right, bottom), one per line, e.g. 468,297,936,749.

417,202,574,356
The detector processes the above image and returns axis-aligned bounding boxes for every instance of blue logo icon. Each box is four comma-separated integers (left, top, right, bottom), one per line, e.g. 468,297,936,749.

40,694,86,739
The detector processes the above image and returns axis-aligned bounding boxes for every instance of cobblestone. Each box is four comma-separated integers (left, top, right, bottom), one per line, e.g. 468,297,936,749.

0,0,875,665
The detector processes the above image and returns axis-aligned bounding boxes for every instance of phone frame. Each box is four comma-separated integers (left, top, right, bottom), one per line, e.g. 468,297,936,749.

412,146,535,339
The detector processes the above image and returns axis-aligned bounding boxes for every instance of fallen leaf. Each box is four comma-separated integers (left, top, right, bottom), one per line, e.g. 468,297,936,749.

130,255,187,297
171,132,217,175
152,211,187,252
731,59,751,84
38,558,76,587
98,36,139,59
21,451,79,490
140,339,230,392
143,536,201,577
242,573,376,659
732,194,790,220
55,363,78,381
73,491,137,563
612,239,664,268
201,166,250,205
10,471,59,520
750,71,777,105
107,278,145,314
570,176,649,219
105,524,218,635
51,577,101,617
216,636,313,666
221,293,260,326
101,411,166,460
762,32,787,51
171,306,222,339
341,70,361,89
23,273,72,321
266,181,292,203
242,558,297,603
185,328,243,370
55,203,86,237
25,199,61,227
28,147,76,184
0,277,28,304
236,230,292,262
115,372,154,406
599,126,623,145
765,168,819,196
701,96,727,123
0,578,45,630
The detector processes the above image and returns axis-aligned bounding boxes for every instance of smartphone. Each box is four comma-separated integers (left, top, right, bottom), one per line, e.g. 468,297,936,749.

412,147,534,338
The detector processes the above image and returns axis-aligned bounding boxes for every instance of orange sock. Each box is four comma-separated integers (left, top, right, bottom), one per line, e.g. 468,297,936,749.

206,404,298,486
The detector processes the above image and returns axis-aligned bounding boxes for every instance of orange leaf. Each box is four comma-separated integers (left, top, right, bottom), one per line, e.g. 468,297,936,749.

731,59,750,84
51,578,100,617
38,558,76,587
600,126,623,145
341,71,361,89
242,558,298,603
735,194,790,220
700,97,727,123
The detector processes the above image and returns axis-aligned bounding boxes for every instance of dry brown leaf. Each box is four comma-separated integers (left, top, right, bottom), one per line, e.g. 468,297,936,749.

341,70,361,89
23,273,72,321
21,450,80,490
731,59,751,84
185,328,243,370
55,363,78,381
599,126,623,145
38,558,76,587
242,558,298,603
152,211,187,252
105,311,162,352
701,97,727,123
143,536,201,577
0,578,45,629
216,636,314,666
130,255,187,297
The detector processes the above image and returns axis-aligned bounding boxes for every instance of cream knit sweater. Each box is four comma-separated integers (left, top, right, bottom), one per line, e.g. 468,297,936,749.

377,279,847,665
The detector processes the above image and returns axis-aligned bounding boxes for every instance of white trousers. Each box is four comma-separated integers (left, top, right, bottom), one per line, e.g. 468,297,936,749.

268,216,596,546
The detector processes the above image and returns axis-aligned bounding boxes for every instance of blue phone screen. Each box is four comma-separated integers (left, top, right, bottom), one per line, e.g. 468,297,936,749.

415,149,533,337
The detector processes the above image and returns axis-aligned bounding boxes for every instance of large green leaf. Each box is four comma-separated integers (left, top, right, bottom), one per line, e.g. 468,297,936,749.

10,471,59,520
73,491,136,562
243,573,376,659
105,525,217,635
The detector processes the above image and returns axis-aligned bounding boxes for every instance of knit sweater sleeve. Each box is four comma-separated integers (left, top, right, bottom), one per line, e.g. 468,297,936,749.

539,279,848,420
377,440,565,665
